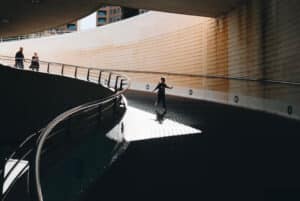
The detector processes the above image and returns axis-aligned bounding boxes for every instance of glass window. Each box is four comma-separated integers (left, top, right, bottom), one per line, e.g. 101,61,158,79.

97,10,106,17
67,24,76,31
98,18,106,24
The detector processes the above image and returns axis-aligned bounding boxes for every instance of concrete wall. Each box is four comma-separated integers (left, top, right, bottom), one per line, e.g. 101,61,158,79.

0,4,300,120
0,65,112,144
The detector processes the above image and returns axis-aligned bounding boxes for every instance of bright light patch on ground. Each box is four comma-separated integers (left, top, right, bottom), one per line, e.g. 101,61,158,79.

2,159,29,194
123,106,201,141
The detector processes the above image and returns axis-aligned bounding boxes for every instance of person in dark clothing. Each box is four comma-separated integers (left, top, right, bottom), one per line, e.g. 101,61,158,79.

15,47,24,69
153,77,173,110
29,52,40,71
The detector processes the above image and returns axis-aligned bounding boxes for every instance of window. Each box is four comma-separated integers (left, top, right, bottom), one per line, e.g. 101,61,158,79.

67,24,77,31
97,10,106,17
98,18,106,24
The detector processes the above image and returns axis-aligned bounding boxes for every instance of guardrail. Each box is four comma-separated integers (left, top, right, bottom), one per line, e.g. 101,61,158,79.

96,67,300,119
100,69,300,86
0,55,130,201
0,30,73,43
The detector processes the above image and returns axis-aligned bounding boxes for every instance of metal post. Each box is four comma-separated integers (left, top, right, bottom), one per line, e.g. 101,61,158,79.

74,67,78,78
61,64,65,75
107,73,112,88
87,69,90,81
98,71,102,84
47,63,50,73
120,79,125,91
115,76,121,91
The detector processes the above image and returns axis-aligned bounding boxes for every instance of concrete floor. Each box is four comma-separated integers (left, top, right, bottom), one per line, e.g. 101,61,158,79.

79,90,300,201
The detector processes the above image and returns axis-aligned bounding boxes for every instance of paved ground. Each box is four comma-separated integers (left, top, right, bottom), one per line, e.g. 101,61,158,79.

123,106,201,141
80,90,300,201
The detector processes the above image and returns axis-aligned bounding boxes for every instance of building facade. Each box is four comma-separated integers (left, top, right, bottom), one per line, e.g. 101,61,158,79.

96,6,123,26
96,6,146,27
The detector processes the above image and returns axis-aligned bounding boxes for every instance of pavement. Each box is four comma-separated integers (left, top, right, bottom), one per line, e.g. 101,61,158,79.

79,90,300,201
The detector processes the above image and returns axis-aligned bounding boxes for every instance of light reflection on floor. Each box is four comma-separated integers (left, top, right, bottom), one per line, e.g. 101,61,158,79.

123,106,202,142
2,159,29,194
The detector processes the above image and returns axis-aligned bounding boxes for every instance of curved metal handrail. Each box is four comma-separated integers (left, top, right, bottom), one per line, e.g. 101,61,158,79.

100,69,300,86
0,55,130,201
3,54,300,86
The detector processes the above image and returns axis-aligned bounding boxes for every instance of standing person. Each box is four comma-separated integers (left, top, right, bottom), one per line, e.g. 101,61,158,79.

153,77,173,110
29,52,40,72
15,47,24,69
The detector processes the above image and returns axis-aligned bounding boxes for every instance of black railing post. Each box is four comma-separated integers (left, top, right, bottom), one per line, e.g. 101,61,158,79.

47,63,50,73
98,71,102,84
120,79,125,91
87,69,90,81
115,76,121,91
107,73,112,87
61,64,65,75
74,67,78,78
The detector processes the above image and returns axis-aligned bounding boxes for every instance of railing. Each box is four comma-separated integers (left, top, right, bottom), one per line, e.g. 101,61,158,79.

0,30,74,43
100,69,300,86
0,56,129,90
94,68,300,119
0,55,130,201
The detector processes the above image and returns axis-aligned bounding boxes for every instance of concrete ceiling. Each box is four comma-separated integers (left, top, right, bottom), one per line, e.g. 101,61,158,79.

0,0,246,38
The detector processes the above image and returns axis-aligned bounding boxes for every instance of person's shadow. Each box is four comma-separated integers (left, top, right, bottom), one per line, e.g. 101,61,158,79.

155,109,167,124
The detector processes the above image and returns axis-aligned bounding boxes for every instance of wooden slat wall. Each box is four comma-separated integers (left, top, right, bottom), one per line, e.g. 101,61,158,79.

0,5,300,112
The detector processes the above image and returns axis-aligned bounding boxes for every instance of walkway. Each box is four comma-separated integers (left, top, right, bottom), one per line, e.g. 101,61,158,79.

80,90,300,201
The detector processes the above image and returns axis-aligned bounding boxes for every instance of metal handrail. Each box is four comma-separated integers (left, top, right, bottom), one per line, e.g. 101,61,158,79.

3,55,300,86
100,69,300,86
0,30,73,43
0,55,130,201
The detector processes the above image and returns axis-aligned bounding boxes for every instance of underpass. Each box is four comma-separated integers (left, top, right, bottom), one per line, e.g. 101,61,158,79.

0,0,300,200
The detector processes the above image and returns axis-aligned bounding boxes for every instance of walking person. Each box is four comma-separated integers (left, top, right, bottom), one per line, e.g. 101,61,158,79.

15,47,24,69
29,52,40,72
153,77,173,110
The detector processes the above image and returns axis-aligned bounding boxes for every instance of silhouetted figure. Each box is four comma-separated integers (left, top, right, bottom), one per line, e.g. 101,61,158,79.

15,47,24,69
29,52,40,71
155,109,167,124
153,77,173,110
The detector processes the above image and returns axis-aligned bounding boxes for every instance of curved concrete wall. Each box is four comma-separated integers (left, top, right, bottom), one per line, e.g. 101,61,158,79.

0,5,300,120
0,65,112,144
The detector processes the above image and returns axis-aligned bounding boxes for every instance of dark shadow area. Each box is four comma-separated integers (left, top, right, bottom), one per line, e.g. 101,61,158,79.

80,90,300,201
0,65,127,201
0,65,113,177
155,109,167,124
0,65,112,144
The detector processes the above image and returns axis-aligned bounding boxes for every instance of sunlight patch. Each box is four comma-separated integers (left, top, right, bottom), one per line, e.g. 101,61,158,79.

123,106,201,142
